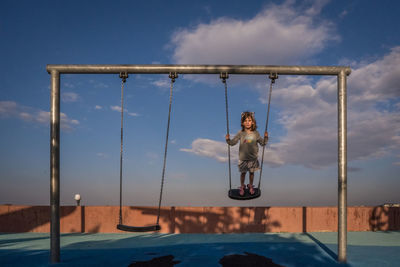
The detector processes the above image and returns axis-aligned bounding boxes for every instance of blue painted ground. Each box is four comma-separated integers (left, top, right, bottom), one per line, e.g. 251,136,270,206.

0,232,399,266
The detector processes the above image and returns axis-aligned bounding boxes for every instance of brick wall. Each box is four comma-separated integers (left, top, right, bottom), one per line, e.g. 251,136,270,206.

0,205,398,233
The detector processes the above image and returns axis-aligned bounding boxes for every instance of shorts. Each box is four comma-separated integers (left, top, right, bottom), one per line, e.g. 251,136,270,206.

238,159,260,173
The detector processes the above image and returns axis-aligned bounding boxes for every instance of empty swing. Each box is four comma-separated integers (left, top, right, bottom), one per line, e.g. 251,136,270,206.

221,73,278,200
116,72,177,232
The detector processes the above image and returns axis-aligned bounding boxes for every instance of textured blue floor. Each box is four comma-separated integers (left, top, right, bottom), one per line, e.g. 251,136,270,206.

0,232,399,266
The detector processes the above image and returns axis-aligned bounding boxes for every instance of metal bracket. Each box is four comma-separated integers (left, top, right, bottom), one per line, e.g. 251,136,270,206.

269,72,278,83
220,72,229,83
119,72,128,83
169,72,178,82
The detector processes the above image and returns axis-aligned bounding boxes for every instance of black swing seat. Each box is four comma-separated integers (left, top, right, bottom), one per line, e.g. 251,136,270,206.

229,188,261,200
117,224,161,232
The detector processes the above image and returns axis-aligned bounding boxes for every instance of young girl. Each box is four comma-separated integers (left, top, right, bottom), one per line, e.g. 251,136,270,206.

225,111,268,196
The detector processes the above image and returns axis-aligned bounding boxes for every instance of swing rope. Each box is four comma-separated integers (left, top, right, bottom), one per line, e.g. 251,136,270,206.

156,72,177,225
221,73,232,190
258,73,278,189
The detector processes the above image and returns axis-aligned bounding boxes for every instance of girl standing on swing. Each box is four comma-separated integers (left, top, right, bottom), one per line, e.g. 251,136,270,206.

225,111,268,196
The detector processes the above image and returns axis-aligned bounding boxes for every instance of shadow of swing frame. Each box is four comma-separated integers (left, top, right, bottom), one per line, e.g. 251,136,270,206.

47,64,351,264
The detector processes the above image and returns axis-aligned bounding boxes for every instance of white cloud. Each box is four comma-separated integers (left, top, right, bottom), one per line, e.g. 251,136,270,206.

110,105,121,112
339,9,348,19
348,46,400,106
151,79,169,88
263,47,400,168
0,101,79,130
265,47,399,168
36,110,50,124
180,138,231,163
180,47,400,169
180,138,283,166
63,82,75,89
62,92,79,102
347,110,399,161
19,112,32,120
128,112,139,117
167,3,400,169
95,105,102,110
0,101,17,115
110,105,140,117
170,1,338,65
304,0,331,16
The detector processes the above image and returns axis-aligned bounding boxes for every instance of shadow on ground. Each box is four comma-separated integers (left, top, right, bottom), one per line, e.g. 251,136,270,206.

219,252,284,267
0,233,347,266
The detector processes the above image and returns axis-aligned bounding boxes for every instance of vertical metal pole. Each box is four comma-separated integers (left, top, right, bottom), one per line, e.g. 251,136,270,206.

337,70,347,262
50,70,60,263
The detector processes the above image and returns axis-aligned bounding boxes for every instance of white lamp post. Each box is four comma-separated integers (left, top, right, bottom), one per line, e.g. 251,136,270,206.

74,194,81,206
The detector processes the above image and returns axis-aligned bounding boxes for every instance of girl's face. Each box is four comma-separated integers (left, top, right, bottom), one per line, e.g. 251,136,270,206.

243,117,253,130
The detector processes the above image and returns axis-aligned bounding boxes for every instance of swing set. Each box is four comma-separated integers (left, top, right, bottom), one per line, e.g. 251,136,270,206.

47,64,351,264
116,70,275,232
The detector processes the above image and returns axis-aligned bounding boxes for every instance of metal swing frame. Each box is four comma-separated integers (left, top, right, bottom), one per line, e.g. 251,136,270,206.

47,64,350,263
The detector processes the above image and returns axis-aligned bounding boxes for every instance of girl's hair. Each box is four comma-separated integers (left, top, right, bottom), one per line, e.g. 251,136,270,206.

241,111,257,131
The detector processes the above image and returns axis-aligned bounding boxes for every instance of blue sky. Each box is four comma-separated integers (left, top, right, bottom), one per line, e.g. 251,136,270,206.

1,0,399,207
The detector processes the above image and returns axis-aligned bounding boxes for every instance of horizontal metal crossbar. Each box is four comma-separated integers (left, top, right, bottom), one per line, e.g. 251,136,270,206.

47,64,351,76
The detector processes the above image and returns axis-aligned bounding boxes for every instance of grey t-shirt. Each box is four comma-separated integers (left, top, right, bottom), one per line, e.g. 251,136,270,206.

226,130,266,161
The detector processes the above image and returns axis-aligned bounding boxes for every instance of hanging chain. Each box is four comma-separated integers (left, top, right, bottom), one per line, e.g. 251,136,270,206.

157,72,178,225
220,72,232,190
118,72,128,225
258,72,278,189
